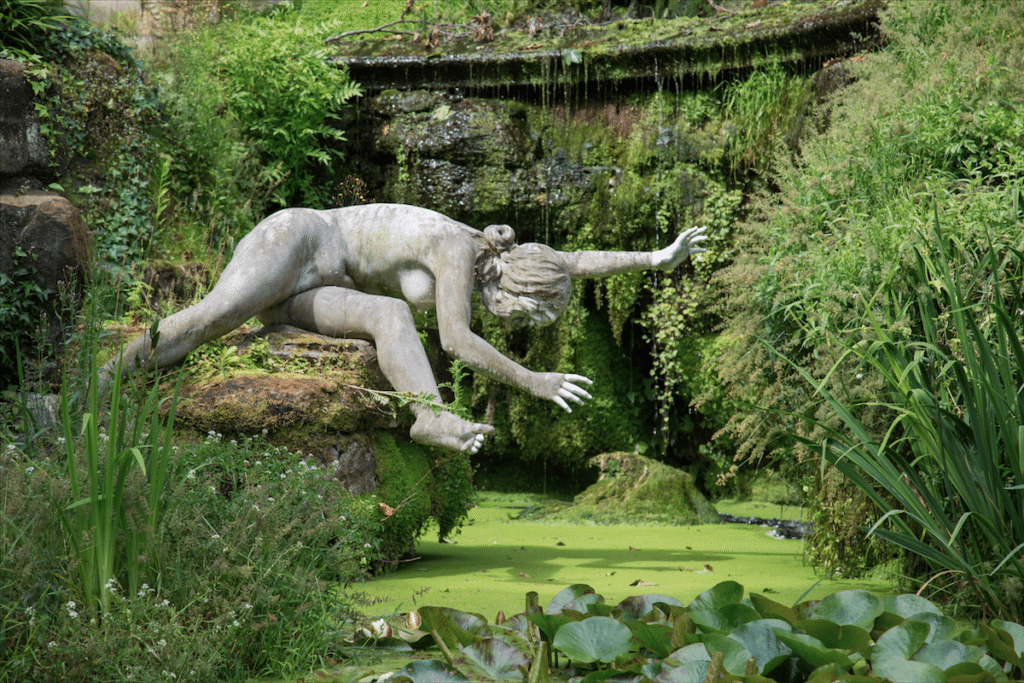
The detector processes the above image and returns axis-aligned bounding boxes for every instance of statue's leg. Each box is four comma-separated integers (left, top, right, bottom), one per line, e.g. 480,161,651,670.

258,287,495,454
99,217,314,387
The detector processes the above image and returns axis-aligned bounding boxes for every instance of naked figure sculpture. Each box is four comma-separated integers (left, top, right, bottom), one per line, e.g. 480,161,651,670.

101,204,707,454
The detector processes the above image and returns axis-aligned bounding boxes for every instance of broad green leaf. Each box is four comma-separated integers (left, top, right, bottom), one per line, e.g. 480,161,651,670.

810,590,884,630
773,630,853,671
689,603,760,634
798,619,871,654
702,633,755,675
941,661,991,680
651,659,711,683
452,638,531,681
728,619,793,674
689,581,744,612
526,613,580,642
978,653,1010,681
885,594,943,619
552,616,632,664
980,623,1021,667
419,606,489,650
990,620,1024,658
750,593,799,624
627,621,674,658
912,612,959,644
873,620,931,672
873,658,947,683
873,611,905,634
618,594,683,622
546,584,604,615
391,659,469,682
954,629,988,648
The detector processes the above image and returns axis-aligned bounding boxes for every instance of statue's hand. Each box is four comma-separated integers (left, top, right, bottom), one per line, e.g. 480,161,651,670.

652,226,708,271
538,373,593,412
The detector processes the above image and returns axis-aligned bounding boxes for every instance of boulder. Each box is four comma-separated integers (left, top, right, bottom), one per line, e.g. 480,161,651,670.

0,188,92,361
171,325,401,495
0,59,55,179
515,452,720,525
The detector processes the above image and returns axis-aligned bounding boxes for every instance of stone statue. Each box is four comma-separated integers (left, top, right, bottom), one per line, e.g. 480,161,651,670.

102,204,707,453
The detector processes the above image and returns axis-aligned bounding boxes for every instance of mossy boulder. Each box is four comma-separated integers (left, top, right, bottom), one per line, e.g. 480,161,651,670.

169,325,475,550
518,452,719,525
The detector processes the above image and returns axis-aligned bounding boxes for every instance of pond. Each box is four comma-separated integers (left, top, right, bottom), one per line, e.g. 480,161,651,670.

348,492,893,625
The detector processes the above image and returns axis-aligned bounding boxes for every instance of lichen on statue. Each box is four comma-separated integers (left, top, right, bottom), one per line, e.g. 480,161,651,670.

100,203,707,453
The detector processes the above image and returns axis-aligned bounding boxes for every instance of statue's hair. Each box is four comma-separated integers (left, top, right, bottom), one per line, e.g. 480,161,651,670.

474,224,571,319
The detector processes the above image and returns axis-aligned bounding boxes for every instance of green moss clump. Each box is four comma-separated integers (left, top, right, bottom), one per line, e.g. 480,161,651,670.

517,452,719,525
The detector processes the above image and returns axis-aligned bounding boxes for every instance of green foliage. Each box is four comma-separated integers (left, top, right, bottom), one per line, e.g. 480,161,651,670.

0,0,72,54
712,0,1024,580
379,581,1024,682
777,215,1024,622
0,249,51,387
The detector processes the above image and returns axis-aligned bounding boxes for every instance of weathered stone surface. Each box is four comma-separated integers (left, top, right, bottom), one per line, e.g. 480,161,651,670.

0,59,52,178
0,188,92,355
171,326,403,494
0,189,92,290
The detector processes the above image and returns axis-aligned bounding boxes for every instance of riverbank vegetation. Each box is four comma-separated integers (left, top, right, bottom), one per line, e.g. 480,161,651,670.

2,0,1024,680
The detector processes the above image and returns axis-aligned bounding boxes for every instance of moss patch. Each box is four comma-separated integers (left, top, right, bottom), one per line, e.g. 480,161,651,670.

515,452,719,525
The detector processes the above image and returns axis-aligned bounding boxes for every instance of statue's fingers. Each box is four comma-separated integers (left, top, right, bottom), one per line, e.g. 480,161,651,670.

561,383,592,402
564,373,593,385
553,395,572,413
558,386,586,405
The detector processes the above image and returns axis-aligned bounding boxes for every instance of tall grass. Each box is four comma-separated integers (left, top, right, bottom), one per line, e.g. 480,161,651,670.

58,325,182,621
777,209,1024,620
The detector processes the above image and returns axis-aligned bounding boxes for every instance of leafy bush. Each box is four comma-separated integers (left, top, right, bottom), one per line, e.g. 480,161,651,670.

374,581,1024,682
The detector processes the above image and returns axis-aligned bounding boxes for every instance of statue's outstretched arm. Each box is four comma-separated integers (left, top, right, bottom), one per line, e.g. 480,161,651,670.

560,225,708,278
433,247,593,412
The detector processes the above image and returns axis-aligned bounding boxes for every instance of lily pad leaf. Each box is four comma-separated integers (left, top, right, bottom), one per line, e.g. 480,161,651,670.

690,603,760,634
810,590,884,630
798,619,871,654
552,616,633,664
773,630,853,671
419,606,489,649
652,660,711,683
627,620,674,658
916,641,980,669
991,620,1024,659
872,658,947,683
884,594,943,619
750,593,799,624
702,633,755,675
618,594,683,622
546,584,603,615
728,619,793,675
873,619,932,675
452,638,531,681
912,612,959,644
391,659,470,682
689,581,744,612
526,612,580,642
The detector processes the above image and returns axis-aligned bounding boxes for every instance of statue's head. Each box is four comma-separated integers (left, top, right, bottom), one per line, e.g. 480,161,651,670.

476,225,571,327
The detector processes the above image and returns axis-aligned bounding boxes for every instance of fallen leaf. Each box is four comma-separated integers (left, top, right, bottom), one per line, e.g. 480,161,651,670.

519,572,531,578
630,579,657,586
629,546,640,551
556,541,565,546
704,564,714,572
378,502,396,517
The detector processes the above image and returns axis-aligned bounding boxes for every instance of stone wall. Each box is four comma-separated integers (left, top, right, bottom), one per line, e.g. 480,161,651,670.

64,0,289,49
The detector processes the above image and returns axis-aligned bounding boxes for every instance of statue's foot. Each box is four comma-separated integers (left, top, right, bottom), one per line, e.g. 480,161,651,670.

410,409,495,454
